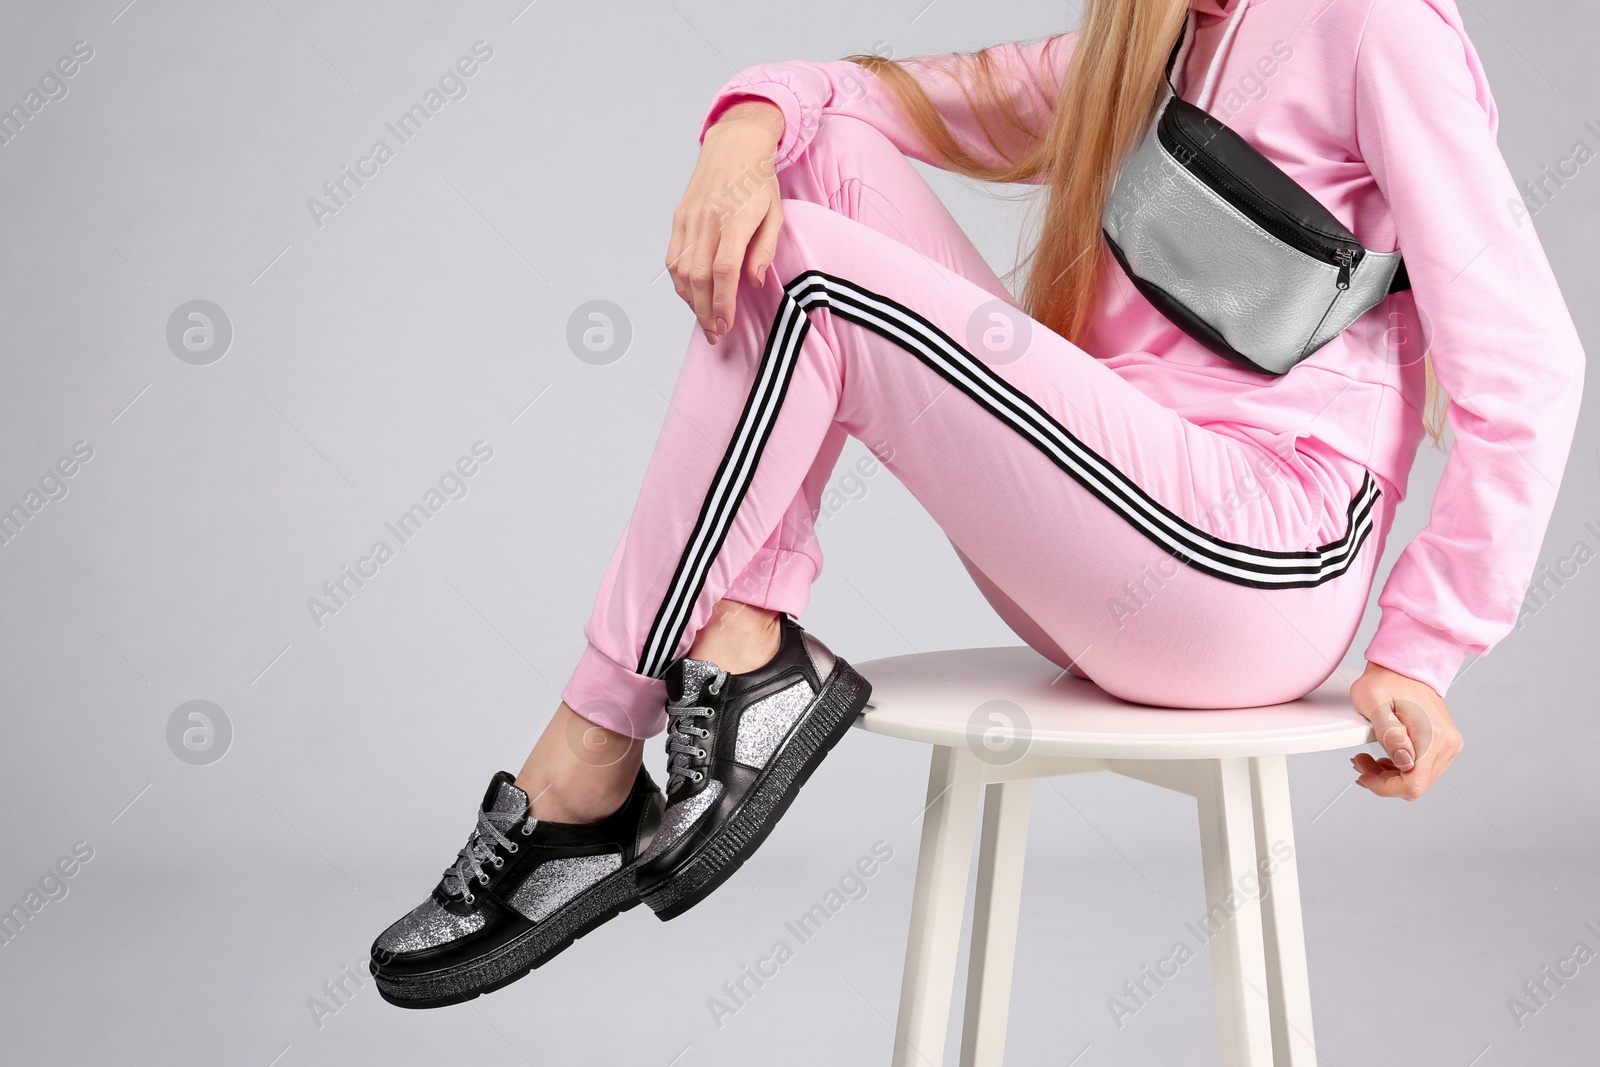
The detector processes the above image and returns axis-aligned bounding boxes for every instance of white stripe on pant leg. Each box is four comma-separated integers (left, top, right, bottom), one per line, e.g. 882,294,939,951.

789,270,1380,586
637,290,814,678
638,295,807,677
648,303,809,673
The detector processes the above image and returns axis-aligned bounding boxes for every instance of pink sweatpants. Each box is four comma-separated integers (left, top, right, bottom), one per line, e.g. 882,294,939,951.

562,115,1398,739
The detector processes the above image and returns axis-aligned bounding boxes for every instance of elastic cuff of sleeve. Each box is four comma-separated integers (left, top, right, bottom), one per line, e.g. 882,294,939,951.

1363,608,1476,699
559,641,668,740
699,81,804,171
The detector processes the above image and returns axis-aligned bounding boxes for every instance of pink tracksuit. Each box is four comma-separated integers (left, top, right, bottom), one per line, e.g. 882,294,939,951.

560,0,1586,739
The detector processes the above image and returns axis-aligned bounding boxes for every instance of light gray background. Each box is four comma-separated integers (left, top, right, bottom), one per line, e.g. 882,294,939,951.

1,1,1596,1064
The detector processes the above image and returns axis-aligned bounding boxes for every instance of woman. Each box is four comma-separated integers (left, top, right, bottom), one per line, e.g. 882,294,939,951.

368,0,1585,1007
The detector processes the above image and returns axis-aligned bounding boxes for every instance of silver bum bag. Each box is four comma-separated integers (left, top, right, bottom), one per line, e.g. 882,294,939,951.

1101,3,1409,376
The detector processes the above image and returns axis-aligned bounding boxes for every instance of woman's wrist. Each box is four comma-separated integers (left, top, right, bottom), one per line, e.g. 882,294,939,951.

705,97,785,142
1360,658,1437,701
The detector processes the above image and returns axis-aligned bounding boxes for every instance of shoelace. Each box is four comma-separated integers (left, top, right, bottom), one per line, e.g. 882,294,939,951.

664,667,728,794
441,804,533,905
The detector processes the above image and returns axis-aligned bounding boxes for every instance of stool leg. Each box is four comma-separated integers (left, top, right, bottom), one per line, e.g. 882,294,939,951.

893,745,984,1067
1196,757,1274,1066
958,779,1032,1067
1251,754,1317,1065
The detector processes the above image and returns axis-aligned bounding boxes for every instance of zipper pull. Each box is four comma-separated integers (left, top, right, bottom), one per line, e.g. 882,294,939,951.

1334,249,1354,290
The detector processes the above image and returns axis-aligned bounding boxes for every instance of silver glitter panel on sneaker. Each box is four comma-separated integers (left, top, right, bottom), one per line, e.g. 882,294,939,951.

675,658,725,703
638,779,723,865
489,779,531,818
505,852,622,924
733,679,814,767
374,897,487,955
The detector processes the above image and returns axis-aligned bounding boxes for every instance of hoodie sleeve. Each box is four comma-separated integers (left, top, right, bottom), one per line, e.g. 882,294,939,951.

697,33,1076,176
1354,0,1587,697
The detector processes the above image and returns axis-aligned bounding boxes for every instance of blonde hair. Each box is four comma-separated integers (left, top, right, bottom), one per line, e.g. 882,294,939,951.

842,0,1449,450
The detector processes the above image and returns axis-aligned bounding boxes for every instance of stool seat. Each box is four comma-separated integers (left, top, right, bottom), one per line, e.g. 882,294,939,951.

853,645,1372,759
849,645,1372,1067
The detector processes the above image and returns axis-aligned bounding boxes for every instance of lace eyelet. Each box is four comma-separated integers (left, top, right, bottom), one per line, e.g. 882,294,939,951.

477,872,490,885
521,824,533,836
506,841,519,852
695,747,707,759
463,892,475,905
691,770,705,783
492,856,504,868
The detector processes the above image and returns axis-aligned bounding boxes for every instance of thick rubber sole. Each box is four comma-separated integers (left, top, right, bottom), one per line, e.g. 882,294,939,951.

371,864,640,1009
639,658,872,921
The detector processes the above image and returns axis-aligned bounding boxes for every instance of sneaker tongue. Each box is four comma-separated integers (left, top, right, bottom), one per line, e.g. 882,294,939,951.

666,658,724,703
483,773,530,819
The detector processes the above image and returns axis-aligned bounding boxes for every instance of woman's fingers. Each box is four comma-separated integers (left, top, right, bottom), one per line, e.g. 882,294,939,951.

1367,697,1416,769
1392,696,1439,769
709,201,764,338
1350,752,1404,792
685,190,772,342
667,107,785,342
746,200,784,288
1352,750,1410,782
1351,745,1443,800
1355,697,1428,799
665,207,691,305
1347,660,1463,800
687,202,723,342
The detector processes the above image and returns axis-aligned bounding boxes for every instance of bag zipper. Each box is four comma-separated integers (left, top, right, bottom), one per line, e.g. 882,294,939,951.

1332,248,1353,290
1158,115,1362,283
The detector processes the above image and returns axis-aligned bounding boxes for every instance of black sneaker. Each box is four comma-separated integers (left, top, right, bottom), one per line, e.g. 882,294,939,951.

635,613,871,920
370,765,663,1008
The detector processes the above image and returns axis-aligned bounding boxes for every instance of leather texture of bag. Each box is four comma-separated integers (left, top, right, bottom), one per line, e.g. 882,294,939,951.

1101,1,1409,376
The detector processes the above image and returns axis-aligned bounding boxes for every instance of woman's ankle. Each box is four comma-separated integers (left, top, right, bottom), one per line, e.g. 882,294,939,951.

515,703,644,824
517,605,780,822
687,599,783,674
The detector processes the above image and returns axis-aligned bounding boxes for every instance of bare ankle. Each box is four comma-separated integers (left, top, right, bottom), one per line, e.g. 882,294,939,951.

515,703,643,824
687,600,782,674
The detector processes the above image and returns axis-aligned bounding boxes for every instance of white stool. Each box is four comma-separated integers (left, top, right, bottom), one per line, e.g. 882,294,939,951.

852,646,1374,1067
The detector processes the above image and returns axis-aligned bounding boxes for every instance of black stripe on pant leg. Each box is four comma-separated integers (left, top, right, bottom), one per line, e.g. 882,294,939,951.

783,269,1380,590
801,271,1379,586
648,304,810,674
798,272,1379,586
637,293,809,677
635,291,814,678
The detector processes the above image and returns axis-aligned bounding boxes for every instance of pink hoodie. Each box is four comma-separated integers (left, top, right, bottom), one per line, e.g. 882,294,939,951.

697,0,1586,699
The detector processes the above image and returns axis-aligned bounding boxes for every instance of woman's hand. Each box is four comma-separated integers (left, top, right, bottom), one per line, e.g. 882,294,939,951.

1347,660,1463,800
666,99,787,345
